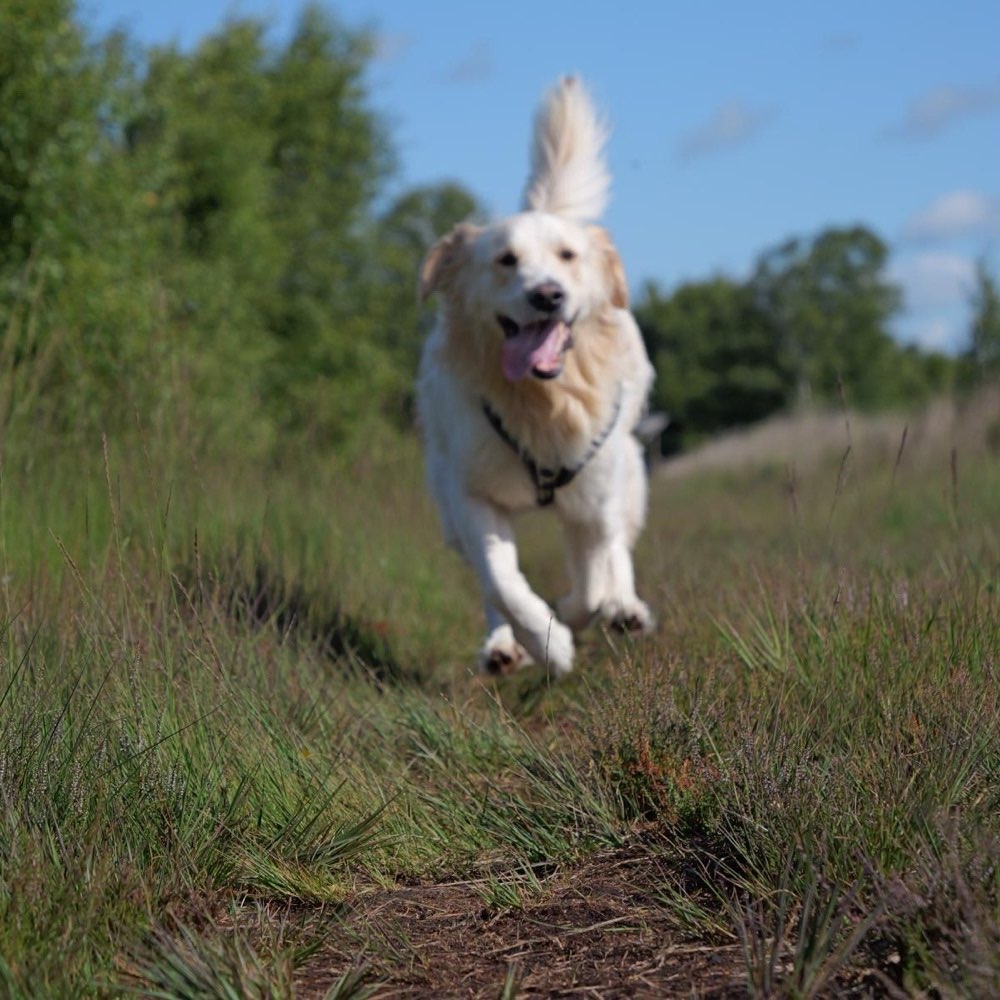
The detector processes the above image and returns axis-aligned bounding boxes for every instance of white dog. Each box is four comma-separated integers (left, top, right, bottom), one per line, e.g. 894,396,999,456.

417,77,654,677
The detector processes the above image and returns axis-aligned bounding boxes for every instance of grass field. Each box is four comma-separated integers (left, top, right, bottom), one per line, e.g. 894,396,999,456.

0,389,997,998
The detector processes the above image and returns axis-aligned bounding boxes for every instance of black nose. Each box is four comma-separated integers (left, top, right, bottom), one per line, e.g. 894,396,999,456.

527,282,565,313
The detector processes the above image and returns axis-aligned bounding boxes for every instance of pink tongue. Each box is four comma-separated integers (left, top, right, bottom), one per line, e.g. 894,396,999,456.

501,320,570,381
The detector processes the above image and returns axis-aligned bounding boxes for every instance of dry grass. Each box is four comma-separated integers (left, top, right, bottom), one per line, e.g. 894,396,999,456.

658,385,1000,480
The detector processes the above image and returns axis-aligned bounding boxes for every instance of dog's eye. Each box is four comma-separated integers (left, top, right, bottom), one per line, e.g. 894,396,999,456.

559,248,577,262
496,251,518,267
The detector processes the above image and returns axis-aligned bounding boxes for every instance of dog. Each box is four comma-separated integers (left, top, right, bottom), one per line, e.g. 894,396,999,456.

417,77,654,677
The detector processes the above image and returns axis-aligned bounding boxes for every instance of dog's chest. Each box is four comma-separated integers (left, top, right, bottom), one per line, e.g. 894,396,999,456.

463,412,608,513
463,431,542,510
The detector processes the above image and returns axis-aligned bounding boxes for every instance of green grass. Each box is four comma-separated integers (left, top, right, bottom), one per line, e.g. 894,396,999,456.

0,393,997,996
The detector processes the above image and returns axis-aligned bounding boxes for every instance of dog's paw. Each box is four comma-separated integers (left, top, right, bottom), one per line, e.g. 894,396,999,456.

603,598,655,635
481,619,574,678
538,618,574,677
480,628,534,677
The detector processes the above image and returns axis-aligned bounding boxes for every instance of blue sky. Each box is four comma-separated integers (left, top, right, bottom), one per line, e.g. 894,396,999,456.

81,0,1000,353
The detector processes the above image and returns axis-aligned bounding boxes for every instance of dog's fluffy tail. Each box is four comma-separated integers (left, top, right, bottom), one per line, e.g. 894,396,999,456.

523,77,610,223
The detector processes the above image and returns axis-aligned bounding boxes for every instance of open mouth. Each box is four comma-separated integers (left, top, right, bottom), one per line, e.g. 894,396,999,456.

497,315,574,382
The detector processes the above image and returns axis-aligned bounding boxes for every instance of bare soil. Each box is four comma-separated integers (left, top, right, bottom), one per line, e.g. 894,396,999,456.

292,846,747,999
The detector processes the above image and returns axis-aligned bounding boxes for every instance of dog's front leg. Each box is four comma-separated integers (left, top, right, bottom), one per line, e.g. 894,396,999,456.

456,495,574,676
557,516,653,635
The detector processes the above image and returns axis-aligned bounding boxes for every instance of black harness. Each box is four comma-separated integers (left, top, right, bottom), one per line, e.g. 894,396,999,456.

481,387,623,507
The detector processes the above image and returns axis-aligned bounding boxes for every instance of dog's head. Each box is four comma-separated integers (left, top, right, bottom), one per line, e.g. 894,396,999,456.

420,212,628,383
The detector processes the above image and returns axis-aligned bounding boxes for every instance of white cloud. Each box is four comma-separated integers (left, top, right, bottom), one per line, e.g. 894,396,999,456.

892,251,976,309
677,100,775,159
891,251,975,353
889,79,1000,138
901,317,961,352
902,190,1000,243
822,32,858,52
372,31,411,63
445,41,493,84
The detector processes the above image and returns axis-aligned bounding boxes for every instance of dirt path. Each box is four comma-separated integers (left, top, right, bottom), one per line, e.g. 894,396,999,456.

292,847,747,998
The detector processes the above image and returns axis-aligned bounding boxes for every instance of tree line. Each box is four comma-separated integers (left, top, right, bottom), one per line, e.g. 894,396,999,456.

2,2,997,459
1,1,478,457
636,232,999,451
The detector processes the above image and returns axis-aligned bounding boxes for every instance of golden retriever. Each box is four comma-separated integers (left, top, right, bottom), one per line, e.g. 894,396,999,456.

417,77,654,677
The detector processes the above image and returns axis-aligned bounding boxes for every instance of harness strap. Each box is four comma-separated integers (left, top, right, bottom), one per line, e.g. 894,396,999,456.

481,387,623,507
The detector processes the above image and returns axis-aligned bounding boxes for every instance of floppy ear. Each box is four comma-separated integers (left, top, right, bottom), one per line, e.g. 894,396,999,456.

419,224,479,302
588,226,629,309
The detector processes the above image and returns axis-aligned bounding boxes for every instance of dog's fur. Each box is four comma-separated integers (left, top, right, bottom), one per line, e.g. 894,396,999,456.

417,78,655,677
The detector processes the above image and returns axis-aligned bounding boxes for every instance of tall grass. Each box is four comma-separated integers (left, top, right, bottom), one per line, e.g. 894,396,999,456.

0,386,997,995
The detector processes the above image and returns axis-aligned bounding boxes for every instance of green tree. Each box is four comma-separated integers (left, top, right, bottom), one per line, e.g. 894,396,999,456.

960,260,1000,387
262,5,396,442
372,181,484,414
125,5,397,448
750,227,901,407
0,1,177,433
1,0,108,278
379,183,482,263
1,3,417,451
635,276,792,449
892,345,956,401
